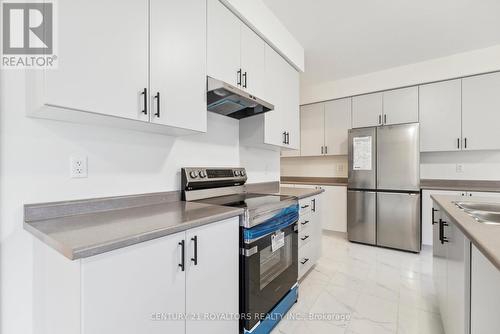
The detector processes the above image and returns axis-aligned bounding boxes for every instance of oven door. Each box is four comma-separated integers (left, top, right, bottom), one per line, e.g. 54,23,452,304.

241,222,298,332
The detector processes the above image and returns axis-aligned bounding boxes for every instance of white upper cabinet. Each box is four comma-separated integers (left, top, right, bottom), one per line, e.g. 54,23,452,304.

240,44,300,150
44,0,149,122
352,87,418,128
383,86,419,125
324,98,351,155
207,0,266,98
462,72,500,151
300,103,325,156
240,24,266,98
42,0,207,135
207,0,241,87
352,92,383,128
150,0,206,132
419,79,462,152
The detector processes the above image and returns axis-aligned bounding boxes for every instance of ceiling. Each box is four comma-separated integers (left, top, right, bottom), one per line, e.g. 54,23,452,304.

263,0,500,86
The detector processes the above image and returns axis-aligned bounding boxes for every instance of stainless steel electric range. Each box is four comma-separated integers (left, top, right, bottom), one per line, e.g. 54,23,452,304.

182,167,299,334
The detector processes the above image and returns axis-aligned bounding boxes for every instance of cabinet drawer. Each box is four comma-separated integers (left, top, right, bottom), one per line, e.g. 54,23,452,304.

299,228,313,248
298,215,313,232
298,242,314,279
299,198,312,216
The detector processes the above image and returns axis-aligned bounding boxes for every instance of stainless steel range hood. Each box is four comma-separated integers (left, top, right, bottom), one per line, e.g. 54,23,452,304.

207,76,274,119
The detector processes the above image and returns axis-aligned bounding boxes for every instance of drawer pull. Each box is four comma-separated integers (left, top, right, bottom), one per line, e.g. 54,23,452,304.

300,258,309,265
301,220,310,226
301,205,310,209
300,235,310,241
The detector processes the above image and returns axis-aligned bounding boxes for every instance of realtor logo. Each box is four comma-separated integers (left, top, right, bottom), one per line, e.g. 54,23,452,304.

2,1,57,68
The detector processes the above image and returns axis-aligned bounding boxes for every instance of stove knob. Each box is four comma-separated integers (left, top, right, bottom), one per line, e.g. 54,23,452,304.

190,171,198,178
240,170,246,176
199,170,207,178
233,170,239,176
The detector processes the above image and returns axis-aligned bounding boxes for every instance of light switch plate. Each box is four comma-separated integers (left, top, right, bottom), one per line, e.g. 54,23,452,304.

456,164,464,173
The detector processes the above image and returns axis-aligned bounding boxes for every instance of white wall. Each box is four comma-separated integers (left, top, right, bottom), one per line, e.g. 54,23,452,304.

301,44,500,105
281,156,347,178
421,151,500,180
0,70,279,333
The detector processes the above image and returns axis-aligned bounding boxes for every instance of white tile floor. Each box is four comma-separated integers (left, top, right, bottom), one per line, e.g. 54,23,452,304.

272,232,445,334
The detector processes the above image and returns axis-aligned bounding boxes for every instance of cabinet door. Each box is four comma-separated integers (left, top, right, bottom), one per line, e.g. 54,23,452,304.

185,218,239,334
322,186,347,232
300,103,325,156
81,232,186,334
324,98,351,155
282,57,300,150
419,80,462,152
471,245,500,334
352,92,383,128
150,0,206,131
462,72,500,151
44,0,149,121
207,0,241,87
382,86,419,125
241,24,266,98
432,207,447,329
422,190,462,246
444,218,470,334
264,45,287,147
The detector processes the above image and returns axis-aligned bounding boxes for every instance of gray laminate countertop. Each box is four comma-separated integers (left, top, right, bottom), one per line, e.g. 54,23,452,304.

421,179,500,192
24,193,243,260
432,194,500,271
280,176,348,187
278,187,324,199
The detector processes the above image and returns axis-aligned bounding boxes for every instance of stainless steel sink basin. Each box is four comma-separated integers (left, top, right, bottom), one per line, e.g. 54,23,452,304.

467,211,500,225
453,201,500,225
454,201,500,213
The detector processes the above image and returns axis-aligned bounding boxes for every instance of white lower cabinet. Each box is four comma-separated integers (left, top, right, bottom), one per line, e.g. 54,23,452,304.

422,190,462,245
34,217,239,334
298,194,322,279
432,205,470,334
471,245,500,334
82,232,186,334
320,185,347,232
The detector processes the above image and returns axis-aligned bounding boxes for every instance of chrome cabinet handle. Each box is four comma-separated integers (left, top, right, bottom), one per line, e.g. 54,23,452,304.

300,258,309,265
301,235,310,241
301,220,310,226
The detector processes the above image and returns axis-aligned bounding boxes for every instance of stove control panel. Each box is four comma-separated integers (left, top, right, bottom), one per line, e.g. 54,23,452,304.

181,167,247,190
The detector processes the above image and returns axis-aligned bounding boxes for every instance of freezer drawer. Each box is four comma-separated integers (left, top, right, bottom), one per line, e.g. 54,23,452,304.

347,190,376,245
377,123,420,191
377,192,421,252
348,127,376,189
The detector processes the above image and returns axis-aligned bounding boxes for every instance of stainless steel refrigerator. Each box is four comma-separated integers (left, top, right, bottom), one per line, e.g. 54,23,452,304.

347,123,421,252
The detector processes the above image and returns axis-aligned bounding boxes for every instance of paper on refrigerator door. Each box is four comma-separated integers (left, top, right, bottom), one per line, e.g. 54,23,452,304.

353,136,372,170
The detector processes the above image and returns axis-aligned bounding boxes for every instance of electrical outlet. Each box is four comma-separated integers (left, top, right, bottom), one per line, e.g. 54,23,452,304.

70,155,88,178
456,164,464,173
336,164,345,173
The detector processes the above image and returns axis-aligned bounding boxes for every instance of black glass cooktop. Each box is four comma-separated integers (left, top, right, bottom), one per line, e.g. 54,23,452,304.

195,193,294,210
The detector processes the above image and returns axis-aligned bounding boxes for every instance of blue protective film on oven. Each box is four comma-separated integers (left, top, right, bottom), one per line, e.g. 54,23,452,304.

243,204,299,241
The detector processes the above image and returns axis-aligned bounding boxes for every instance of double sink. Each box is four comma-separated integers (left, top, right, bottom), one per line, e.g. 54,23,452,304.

454,201,500,226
